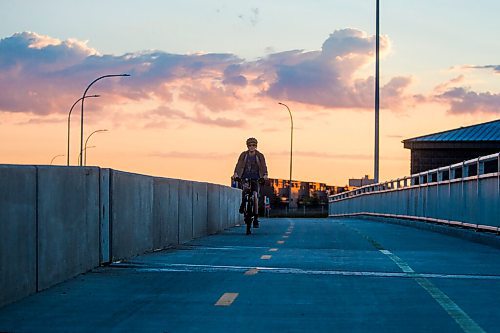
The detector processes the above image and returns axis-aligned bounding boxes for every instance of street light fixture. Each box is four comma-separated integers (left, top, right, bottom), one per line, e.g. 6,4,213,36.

79,74,130,166
50,154,65,165
278,102,294,207
84,129,108,166
67,95,99,166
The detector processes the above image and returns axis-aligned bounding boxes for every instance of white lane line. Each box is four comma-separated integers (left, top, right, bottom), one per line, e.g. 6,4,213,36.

283,235,289,238
131,264,500,280
277,240,285,244
379,250,414,273
378,249,485,333
261,255,272,260
269,248,278,252
215,293,239,306
244,268,259,275
177,245,270,251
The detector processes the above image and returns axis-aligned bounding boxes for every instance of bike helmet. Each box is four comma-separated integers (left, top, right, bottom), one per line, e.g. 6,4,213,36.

246,137,258,146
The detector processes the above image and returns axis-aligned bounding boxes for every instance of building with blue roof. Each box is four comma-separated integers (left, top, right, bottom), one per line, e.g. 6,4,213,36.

402,119,500,173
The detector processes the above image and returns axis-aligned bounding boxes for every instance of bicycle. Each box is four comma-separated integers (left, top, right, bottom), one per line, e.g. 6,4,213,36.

235,177,264,235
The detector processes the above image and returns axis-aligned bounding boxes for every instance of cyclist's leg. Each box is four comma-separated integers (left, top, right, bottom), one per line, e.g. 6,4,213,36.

239,190,245,214
253,191,258,216
251,180,260,227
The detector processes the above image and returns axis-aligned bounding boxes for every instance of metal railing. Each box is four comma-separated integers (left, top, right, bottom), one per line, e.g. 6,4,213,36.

329,152,500,233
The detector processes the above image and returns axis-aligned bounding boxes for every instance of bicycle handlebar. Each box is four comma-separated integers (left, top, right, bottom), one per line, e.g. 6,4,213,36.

233,177,265,184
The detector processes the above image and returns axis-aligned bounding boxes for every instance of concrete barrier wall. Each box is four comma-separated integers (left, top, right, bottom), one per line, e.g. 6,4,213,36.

0,164,241,308
153,177,178,250
207,184,221,234
110,170,154,261
329,175,500,229
99,169,111,264
37,166,100,291
178,180,194,244
0,166,37,308
192,182,208,238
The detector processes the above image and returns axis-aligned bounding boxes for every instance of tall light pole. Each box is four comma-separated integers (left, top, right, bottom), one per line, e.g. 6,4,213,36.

374,0,380,183
79,74,130,166
67,95,99,166
84,129,108,166
278,102,293,206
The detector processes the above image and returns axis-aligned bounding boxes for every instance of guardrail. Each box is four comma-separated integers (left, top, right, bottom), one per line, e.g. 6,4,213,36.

329,152,500,233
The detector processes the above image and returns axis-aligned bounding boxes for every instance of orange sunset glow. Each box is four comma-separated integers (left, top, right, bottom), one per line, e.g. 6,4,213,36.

1,2,499,186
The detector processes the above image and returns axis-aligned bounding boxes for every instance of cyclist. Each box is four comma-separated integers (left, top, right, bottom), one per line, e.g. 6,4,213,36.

233,137,268,227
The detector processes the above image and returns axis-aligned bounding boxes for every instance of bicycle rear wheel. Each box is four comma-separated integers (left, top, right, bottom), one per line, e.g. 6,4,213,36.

244,194,253,234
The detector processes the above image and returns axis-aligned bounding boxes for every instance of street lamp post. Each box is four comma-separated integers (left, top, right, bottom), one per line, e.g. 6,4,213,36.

67,95,99,166
79,74,130,166
78,146,96,166
50,154,65,165
278,102,293,207
374,0,380,183
84,129,108,166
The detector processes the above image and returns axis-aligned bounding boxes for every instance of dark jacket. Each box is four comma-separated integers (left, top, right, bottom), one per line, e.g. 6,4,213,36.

234,150,268,179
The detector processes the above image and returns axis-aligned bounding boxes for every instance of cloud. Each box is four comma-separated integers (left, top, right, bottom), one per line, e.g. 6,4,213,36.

431,75,500,114
260,29,406,109
462,65,500,74
435,87,500,114
0,31,243,115
3,29,497,121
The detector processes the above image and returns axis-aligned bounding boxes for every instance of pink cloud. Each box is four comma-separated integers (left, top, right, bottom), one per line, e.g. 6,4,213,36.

431,75,500,114
261,29,396,109
435,87,500,114
2,29,497,121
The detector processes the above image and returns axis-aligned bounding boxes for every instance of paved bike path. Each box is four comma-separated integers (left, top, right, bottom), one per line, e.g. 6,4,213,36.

0,218,499,332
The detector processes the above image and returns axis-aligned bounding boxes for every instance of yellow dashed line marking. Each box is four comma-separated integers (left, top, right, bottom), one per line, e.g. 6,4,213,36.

244,268,259,275
261,255,272,260
215,293,239,306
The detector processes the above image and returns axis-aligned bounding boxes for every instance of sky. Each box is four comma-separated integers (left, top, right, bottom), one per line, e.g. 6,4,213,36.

0,0,499,186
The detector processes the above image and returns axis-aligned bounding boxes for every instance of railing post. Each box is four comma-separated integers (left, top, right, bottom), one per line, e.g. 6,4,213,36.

463,162,469,178
478,157,484,176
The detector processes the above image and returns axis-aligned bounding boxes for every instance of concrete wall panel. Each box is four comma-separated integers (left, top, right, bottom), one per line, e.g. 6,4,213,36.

153,178,168,250
220,188,229,230
37,166,100,291
110,170,154,261
178,180,193,243
207,184,221,234
0,165,37,307
166,179,180,245
151,177,181,249
192,182,208,238
99,169,110,264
